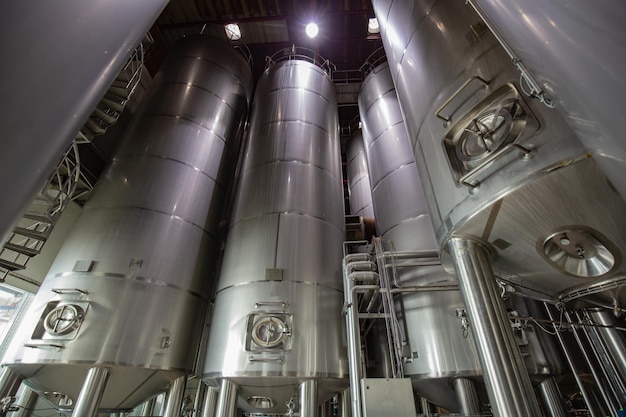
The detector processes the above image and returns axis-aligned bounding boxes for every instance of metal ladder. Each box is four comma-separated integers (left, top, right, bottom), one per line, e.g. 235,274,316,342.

0,142,81,281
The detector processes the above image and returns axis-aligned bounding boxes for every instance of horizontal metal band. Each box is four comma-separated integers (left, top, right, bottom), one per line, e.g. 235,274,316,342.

230,209,345,236
7,359,190,373
216,279,344,296
202,371,346,380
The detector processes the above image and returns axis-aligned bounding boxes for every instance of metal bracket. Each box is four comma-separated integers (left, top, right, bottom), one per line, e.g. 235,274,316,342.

24,343,65,350
248,355,285,363
255,300,288,309
436,76,489,123
51,288,89,295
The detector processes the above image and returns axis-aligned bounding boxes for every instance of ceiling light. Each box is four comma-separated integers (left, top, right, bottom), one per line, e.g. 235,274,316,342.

225,23,241,41
306,22,319,38
368,18,380,34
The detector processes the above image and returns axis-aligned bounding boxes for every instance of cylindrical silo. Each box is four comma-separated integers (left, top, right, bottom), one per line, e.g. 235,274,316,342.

346,128,374,219
202,48,347,415
358,59,481,413
466,0,626,201
1,35,253,411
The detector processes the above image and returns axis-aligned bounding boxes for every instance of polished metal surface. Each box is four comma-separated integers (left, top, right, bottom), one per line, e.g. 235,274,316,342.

0,367,22,399
2,36,252,410
587,309,626,386
163,376,186,417
201,386,218,417
339,389,351,417
214,380,237,417
299,380,317,417
0,0,169,245
452,378,480,416
73,367,109,417
13,385,38,417
202,56,347,413
538,377,569,417
346,130,374,219
358,62,435,253
468,0,626,201
447,238,541,417
343,265,363,417
372,0,626,310
139,397,156,417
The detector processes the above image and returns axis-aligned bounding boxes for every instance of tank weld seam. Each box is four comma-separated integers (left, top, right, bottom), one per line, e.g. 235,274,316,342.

49,271,209,300
216,279,343,295
255,118,332,135
347,148,367,165
242,158,342,182
360,86,396,113
161,81,242,114
380,213,433,238
137,114,236,154
81,205,220,241
262,86,333,104
176,53,250,86
201,371,346,379
10,357,191,372
349,173,372,189
230,210,345,234
109,154,227,191
364,118,406,148
370,161,417,190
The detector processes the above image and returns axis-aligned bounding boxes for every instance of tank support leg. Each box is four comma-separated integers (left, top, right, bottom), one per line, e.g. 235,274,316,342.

452,377,480,415
447,237,542,417
163,376,187,417
214,380,237,417
73,367,109,417
200,386,218,417
299,380,317,417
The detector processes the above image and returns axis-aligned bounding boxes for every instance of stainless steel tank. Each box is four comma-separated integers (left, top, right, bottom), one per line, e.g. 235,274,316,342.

346,129,374,219
358,59,481,412
1,35,253,411
0,0,169,245
372,0,626,307
202,48,347,415
467,0,626,202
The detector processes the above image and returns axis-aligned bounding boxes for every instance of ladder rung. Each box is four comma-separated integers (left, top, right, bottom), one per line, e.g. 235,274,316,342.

0,258,26,272
23,212,53,223
3,243,40,257
13,227,49,241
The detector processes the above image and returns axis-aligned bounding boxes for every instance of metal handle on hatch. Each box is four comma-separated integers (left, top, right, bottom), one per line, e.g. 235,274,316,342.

24,343,65,350
255,301,288,309
51,288,89,295
248,356,285,363
459,143,533,188
436,76,489,123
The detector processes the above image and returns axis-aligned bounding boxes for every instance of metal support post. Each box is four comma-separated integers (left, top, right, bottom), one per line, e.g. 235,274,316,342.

447,237,542,417
537,377,569,417
139,397,156,417
343,262,363,417
299,380,317,417
200,387,218,417
73,367,110,417
452,378,480,415
214,380,237,417
163,376,187,417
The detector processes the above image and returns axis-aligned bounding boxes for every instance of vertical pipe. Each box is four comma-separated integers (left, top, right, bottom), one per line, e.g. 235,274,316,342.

73,367,110,417
153,393,167,417
564,311,619,416
299,380,317,417
446,237,542,417
544,303,601,417
139,398,156,417
0,368,22,400
343,268,363,417
193,382,207,417
339,388,352,417
587,309,626,386
452,378,480,416
200,387,218,417
12,385,38,417
214,380,237,417
419,397,432,417
162,376,187,417
537,378,569,417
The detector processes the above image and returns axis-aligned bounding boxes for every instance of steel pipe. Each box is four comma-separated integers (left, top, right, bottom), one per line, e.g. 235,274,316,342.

299,380,317,417
73,367,110,417
447,237,542,417
344,268,363,417
192,382,207,417
214,380,237,417
139,397,156,417
544,303,602,417
12,385,38,417
587,309,626,387
200,387,218,417
339,389,351,417
162,376,187,417
452,378,480,416
0,367,22,401
537,377,569,417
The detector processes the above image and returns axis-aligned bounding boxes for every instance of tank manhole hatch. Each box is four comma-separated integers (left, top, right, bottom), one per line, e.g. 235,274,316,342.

443,83,539,186
245,313,293,352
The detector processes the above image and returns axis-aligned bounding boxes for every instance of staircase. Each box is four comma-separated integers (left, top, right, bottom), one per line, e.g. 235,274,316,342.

75,42,145,143
0,143,81,281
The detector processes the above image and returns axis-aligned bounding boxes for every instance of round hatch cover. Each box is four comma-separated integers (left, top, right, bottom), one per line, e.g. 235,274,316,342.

251,316,287,348
43,304,84,335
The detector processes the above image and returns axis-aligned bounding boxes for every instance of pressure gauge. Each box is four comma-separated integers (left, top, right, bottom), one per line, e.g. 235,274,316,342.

43,304,84,335
251,316,287,348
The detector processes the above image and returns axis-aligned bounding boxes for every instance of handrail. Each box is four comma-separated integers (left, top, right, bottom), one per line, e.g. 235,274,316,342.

265,45,335,77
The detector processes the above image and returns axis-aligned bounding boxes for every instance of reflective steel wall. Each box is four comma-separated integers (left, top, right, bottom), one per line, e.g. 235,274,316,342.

2,35,252,410
202,56,347,414
346,129,374,219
